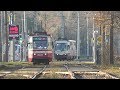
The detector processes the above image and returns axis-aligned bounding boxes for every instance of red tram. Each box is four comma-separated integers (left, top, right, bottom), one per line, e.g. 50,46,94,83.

28,32,53,65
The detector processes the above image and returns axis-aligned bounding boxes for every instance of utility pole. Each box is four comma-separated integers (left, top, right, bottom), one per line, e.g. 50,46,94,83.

110,11,114,64
5,11,8,62
25,11,28,61
0,11,3,62
12,11,16,62
23,11,27,61
9,11,16,62
1,11,3,62
60,11,65,39
45,11,46,32
86,12,89,59
35,11,37,32
77,11,80,60
21,15,23,61
2,11,6,62
92,14,96,63
9,12,13,62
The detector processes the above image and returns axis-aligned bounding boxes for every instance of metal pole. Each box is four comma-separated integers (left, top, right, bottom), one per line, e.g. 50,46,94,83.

12,43,15,62
22,12,25,62
25,12,28,61
9,12,13,62
5,11,8,62
1,11,3,62
12,12,15,62
36,20,37,32
60,11,65,39
21,15,24,61
35,11,37,32
9,11,16,62
10,14,12,25
45,11,46,32
86,12,89,59
3,11,6,62
93,15,96,63
62,11,65,39
23,11,25,61
23,11,26,61
13,39,15,62
77,11,80,60
20,43,21,61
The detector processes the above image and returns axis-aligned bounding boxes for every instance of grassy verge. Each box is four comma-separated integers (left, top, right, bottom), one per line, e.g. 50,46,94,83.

0,62,32,71
83,64,120,78
98,65,120,78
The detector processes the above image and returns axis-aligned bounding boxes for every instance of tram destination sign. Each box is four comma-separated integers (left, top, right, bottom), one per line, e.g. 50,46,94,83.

9,25,19,40
33,37,47,41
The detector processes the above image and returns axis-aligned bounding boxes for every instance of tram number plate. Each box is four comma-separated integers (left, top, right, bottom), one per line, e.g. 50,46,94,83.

37,54,43,56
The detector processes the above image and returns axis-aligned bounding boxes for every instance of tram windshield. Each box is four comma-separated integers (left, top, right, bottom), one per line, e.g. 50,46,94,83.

33,37,48,49
55,43,68,51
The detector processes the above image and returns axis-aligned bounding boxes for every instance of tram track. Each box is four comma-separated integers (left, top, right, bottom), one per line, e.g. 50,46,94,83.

63,63,119,79
0,61,119,79
31,65,47,79
0,65,47,79
63,63,76,79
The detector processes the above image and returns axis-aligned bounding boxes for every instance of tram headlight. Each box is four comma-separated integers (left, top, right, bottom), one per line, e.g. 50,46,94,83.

44,47,47,49
33,53,36,55
44,53,47,55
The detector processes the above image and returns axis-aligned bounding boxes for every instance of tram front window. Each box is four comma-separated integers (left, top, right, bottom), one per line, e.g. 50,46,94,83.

33,40,48,49
55,43,68,51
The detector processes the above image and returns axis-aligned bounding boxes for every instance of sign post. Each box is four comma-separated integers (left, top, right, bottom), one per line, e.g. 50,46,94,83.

9,25,19,61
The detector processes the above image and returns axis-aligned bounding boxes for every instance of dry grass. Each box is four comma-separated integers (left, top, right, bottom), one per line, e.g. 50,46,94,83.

0,62,32,67
50,60,94,67
39,73,64,79
84,63,120,78
3,74,28,79
0,62,33,71
39,67,69,79
100,66,120,78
